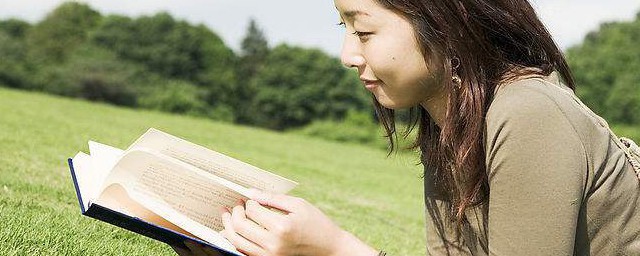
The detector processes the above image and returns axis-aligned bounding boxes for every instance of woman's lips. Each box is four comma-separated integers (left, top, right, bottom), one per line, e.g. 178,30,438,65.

361,79,380,91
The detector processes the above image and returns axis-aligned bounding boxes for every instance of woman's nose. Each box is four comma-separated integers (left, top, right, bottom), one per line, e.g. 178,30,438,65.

340,35,365,68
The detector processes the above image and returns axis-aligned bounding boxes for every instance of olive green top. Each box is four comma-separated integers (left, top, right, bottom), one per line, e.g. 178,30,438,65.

424,73,640,255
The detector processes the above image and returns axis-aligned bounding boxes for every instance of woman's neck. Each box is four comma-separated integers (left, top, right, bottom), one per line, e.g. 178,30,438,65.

420,90,448,128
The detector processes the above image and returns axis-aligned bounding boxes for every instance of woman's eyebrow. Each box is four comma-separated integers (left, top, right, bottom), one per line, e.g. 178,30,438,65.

342,9,370,19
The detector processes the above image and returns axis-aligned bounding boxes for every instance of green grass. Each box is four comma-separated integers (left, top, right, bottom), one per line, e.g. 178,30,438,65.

612,125,640,142
0,87,426,255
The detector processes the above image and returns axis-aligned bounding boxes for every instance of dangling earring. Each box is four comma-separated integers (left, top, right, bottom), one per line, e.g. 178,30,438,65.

451,57,462,87
452,74,462,85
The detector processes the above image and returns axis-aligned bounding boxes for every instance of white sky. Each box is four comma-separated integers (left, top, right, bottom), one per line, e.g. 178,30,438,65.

1,0,639,57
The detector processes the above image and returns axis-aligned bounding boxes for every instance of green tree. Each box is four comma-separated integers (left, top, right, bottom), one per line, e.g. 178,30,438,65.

567,11,640,125
236,18,270,123
189,24,238,111
0,31,30,88
92,13,238,110
0,19,31,38
92,13,196,78
248,44,368,130
240,19,269,77
26,2,101,63
606,72,640,124
35,45,144,106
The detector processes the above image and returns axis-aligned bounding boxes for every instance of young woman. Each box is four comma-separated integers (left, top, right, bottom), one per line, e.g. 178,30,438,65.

177,0,640,255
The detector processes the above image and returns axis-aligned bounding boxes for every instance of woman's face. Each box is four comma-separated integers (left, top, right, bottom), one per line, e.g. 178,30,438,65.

335,0,444,109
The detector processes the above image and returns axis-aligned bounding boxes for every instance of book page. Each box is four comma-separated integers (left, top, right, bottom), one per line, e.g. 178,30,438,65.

87,141,124,199
127,128,297,193
94,183,194,238
117,190,239,254
72,149,196,240
74,148,236,254
98,148,248,252
71,152,94,211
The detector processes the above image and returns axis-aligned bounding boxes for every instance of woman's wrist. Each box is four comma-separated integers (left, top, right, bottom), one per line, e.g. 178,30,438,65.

330,230,379,256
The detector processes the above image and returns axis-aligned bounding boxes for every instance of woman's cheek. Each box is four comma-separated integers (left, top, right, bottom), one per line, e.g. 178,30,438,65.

365,53,392,80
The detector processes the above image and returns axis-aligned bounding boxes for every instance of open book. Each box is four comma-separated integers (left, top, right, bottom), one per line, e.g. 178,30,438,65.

67,128,297,255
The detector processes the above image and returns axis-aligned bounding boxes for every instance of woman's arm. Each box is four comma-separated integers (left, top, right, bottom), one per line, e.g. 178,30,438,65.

221,190,378,256
484,85,587,255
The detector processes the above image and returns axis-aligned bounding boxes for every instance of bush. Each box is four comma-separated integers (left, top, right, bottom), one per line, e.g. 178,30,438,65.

292,111,387,149
0,32,30,89
32,45,141,106
138,80,209,116
293,110,422,152
206,104,235,122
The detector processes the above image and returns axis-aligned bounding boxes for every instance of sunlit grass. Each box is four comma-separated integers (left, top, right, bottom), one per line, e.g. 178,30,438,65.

612,125,640,142
0,87,426,255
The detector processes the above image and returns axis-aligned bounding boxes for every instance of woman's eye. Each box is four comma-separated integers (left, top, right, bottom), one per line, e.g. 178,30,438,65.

336,22,371,41
351,31,372,39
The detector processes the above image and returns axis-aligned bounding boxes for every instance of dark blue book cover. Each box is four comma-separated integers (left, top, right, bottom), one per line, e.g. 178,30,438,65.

68,158,241,256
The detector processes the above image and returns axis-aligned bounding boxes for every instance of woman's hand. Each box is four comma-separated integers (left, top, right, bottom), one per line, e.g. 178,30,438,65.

220,189,377,256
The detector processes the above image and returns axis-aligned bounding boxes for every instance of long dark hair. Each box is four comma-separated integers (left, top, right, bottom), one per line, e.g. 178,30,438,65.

373,0,575,232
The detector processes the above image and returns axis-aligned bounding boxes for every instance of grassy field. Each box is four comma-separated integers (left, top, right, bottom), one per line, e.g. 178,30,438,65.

612,125,640,142
0,87,426,255
2,87,638,256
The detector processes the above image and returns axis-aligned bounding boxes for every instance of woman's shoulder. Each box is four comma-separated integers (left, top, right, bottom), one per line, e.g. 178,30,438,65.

484,72,606,148
487,72,578,126
484,72,609,156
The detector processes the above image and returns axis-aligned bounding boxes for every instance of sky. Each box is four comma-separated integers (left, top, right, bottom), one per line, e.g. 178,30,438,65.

1,0,639,57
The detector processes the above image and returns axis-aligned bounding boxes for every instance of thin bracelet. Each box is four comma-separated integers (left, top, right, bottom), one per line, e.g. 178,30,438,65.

378,250,387,256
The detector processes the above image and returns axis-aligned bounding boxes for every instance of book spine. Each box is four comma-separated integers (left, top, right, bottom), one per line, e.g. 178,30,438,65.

67,158,86,213
84,204,239,256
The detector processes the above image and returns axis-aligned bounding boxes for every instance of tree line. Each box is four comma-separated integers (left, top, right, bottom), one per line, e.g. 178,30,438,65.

0,2,370,131
566,12,640,126
0,2,638,143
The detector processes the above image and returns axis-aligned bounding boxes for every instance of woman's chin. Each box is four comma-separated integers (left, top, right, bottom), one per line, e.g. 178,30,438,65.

374,93,414,109
377,99,403,110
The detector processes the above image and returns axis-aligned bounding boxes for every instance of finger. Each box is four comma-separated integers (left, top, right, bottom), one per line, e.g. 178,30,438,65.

244,199,286,231
231,205,273,247
248,189,305,213
221,211,267,256
221,212,233,231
